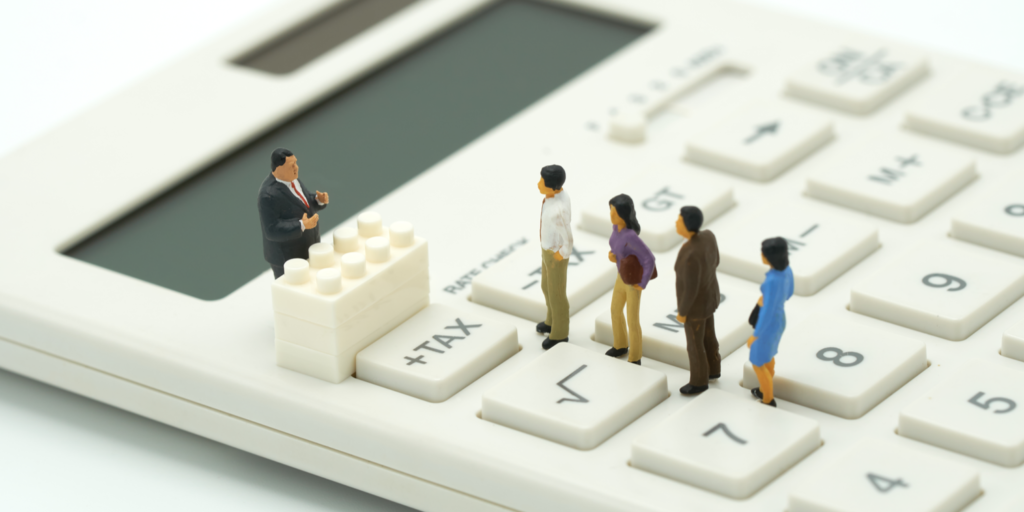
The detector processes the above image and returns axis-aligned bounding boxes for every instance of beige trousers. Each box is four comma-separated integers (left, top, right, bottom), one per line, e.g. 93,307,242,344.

610,274,643,362
540,249,570,340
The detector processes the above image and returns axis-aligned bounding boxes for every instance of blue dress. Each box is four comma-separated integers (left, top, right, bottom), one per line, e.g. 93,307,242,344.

750,266,794,366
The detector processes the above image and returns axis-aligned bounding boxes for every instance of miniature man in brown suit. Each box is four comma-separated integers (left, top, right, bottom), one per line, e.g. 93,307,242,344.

674,206,721,395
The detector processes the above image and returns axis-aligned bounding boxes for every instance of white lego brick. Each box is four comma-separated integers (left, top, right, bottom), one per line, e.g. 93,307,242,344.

274,272,430,355
275,293,430,383
272,232,428,328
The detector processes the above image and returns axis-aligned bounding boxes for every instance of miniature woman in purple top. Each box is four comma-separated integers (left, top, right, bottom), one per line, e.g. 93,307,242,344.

605,194,657,365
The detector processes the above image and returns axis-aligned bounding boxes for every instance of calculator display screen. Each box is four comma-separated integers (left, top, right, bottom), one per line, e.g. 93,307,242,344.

64,0,648,300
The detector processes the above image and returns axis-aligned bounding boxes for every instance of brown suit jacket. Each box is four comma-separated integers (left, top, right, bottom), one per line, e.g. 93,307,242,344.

675,230,720,321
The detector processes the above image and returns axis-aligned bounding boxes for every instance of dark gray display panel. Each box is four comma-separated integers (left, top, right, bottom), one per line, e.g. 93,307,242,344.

65,0,648,300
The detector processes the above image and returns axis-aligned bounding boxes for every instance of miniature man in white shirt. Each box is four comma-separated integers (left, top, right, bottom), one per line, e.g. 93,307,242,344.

536,164,573,349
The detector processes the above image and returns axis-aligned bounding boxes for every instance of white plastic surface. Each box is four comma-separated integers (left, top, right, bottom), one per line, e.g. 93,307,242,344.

470,231,617,322
685,101,834,181
717,201,880,295
905,69,1024,153
579,165,735,252
594,273,758,369
1004,319,1024,363
631,389,820,499
951,171,1024,258
740,313,926,418
481,343,668,450
788,438,980,512
899,360,1024,467
850,238,1024,341
806,133,976,223
356,304,519,402
5,0,1024,511
786,41,928,114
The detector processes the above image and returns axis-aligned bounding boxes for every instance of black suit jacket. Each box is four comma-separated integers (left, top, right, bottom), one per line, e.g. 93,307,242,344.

257,174,328,267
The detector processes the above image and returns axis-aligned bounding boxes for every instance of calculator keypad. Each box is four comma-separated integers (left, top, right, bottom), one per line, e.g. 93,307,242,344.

594,274,758,370
579,166,734,252
741,313,926,419
1004,319,1024,364
717,201,879,296
951,171,1024,258
906,71,1024,153
685,101,834,181
787,42,928,114
481,343,668,450
899,361,1024,467
788,439,980,512
471,231,617,322
356,304,518,402
850,238,1024,341
631,389,820,499
805,133,976,223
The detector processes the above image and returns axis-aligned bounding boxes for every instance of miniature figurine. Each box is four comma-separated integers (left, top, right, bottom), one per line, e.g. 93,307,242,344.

674,206,721,395
536,164,573,349
605,194,656,365
747,237,794,407
257,148,330,278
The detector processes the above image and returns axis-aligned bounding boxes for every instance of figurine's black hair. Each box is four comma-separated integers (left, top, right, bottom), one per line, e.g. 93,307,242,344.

679,206,703,233
270,148,294,171
609,194,641,235
540,164,566,190
761,237,790,270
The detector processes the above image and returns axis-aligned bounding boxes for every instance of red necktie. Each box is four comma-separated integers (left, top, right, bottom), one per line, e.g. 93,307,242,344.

291,182,310,209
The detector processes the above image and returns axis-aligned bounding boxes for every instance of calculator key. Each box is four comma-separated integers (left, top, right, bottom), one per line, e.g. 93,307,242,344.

579,166,735,252
806,133,976,223
899,361,1024,466
631,389,820,499
595,274,758,369
789,439,980,512
471,231,616,322
356,304,518,402
482,343,667,450
1003,319,1024,365
787,42,928,114
685,101,834,181
850,238,1024,341
951,172,1024,258
717,201,879,296
741,313,926,418
906,72,1024,153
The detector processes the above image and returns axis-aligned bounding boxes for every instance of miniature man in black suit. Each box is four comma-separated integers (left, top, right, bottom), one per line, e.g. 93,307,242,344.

257,148,329,278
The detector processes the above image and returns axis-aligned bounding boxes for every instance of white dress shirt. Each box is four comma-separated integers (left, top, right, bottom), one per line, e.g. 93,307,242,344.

540,190,573,259
276,177,324,232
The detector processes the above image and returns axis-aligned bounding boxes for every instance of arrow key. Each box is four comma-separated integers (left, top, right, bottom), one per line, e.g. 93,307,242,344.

686,102,834,181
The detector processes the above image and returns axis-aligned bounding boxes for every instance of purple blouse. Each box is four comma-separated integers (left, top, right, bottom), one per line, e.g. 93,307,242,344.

609,227,656,289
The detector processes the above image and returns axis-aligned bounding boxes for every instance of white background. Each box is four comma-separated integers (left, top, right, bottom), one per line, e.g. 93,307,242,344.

1,0,1022,510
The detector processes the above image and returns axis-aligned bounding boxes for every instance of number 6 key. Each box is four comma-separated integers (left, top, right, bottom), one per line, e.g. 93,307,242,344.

850,238,1024,340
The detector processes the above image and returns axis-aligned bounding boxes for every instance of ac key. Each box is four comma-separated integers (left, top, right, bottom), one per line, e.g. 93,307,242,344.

482,343,668,449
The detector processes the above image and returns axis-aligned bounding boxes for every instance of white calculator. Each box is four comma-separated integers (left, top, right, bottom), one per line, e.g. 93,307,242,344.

3,0,1024,511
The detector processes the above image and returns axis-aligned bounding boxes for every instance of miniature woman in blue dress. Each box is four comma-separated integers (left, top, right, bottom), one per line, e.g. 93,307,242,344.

746,237,793,407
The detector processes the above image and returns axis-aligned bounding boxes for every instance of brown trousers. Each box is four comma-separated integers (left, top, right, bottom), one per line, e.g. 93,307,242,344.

685,315,719,386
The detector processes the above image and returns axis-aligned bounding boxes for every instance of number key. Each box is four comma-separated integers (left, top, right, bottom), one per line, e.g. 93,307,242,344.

1003,318,1024,364
789,439,980,512
850,238,1024,340
900,361,1024,466
632,389,820,498
741,313,926,418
